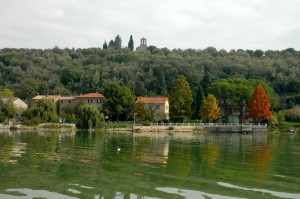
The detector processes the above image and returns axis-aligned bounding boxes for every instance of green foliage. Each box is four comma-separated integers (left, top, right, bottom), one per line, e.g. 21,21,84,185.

1,46,299,121
199,94,220,122
192,83,205,119
103,41,108,49
103,82,135,121
128,35,134,51
0,88,17,121
108,35,122,49
284,106,300,122
170,75,193,120
0,88,14,98
114,35,122,49
60,106,77,123
77,104,104,129
268,113,279,128
131,99,154,122
23,100,58,125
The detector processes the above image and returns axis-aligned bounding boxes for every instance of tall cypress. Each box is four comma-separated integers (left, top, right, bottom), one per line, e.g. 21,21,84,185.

103,41,108,49
128,35,134,51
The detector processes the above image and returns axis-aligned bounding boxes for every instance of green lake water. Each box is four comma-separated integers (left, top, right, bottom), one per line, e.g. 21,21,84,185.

0,130,299,199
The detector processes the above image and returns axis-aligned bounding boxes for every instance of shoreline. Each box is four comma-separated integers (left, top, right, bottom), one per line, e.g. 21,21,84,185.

2,122,297,134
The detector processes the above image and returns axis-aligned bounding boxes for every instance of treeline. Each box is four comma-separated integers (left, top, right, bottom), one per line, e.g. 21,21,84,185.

0,44,300,108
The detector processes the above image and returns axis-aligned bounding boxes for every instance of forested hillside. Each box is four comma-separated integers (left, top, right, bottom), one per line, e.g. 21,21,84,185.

0,46,299,108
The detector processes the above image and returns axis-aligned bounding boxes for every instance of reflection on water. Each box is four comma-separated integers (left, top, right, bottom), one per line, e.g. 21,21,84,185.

156,187,246,199
218,182,300,199
0,131,300,199
1,188,78,199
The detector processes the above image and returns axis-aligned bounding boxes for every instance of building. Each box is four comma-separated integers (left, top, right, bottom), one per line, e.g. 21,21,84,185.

0,97,28,119
75,93,104,107
32,95,62,113
58,96,76,114
32,93,105,115
13,98,28,118
137,97,169,121
136,38,147,52
219,100,247,123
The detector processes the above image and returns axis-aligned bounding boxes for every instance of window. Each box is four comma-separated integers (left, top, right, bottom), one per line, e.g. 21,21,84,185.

69,100,71,103
61,101,63,104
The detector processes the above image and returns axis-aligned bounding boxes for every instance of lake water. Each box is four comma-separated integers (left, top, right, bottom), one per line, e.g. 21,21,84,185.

0,130,299,199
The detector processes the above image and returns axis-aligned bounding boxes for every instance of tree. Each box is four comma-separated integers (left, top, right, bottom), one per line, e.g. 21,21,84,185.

153,67,168,96
249,79,279,109
192,83,205,119
114,35,122,49
77,104,104,129
128,35,134,51
131,98,153,122
108,40,115,48
199,94,220,122
0,88,17,121
0,88,14,98
103,82,135,122
227,78,253,122
170,75,193,121
135,80,147,96
248,85,272,121
23,100,58,124
206,80,233,120
103,41,108,49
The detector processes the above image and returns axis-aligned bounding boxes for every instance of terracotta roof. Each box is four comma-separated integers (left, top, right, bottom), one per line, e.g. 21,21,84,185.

76,93,104,99
137,97,168,104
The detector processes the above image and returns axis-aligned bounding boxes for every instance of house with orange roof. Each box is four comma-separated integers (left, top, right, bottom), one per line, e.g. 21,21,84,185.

136,97,169,121
75,93,104,107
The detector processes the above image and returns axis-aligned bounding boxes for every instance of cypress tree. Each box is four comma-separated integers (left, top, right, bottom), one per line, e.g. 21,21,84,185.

128,35,134,51
103,41,108,49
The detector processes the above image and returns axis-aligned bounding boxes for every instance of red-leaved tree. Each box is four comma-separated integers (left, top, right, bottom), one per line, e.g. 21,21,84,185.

248,85,272,121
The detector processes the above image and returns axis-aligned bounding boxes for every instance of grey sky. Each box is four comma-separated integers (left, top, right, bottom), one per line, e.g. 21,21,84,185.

1,0,299,50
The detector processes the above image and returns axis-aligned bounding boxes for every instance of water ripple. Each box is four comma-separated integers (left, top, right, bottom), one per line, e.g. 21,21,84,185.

1,188,78,199
218,182,300,199
156,187,246,199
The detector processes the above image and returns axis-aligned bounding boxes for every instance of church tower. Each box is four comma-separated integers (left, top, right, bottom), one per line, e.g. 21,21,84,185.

136,38,147,52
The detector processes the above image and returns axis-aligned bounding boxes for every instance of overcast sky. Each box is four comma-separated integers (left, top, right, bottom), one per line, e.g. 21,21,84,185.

1,0,300,51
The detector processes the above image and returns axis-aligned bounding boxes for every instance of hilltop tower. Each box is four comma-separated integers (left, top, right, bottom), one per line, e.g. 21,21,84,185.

136,38,147,52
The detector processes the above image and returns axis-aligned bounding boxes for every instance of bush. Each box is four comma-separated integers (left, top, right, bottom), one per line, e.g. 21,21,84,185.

77,104,104,129
285,106,300,122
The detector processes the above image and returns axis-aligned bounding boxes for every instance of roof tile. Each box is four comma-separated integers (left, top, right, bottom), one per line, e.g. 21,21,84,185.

137,97,168,104
76,93,104,98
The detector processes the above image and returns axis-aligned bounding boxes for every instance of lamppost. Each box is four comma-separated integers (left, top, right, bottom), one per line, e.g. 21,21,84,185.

133,112,137,128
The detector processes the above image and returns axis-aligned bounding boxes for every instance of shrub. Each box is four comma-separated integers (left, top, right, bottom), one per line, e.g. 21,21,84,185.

285,106,300,122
